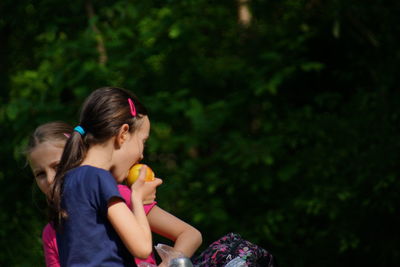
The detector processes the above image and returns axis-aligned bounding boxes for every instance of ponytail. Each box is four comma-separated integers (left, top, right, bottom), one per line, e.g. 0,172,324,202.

49,129,88,229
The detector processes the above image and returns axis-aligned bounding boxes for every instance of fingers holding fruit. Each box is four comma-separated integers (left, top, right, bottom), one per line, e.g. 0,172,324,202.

134,177,162,203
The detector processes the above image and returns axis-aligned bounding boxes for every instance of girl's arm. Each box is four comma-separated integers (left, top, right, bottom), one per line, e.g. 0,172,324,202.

147,206,202,257
108,197,152,259
108,177,162,259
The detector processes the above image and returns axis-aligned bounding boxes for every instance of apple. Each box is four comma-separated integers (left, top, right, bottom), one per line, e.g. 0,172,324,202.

126,164,155,186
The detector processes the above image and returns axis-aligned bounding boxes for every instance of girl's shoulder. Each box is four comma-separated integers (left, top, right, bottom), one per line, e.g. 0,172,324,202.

117,184,130,193
64,165,118,195
70,165,111,175
66,165,113,181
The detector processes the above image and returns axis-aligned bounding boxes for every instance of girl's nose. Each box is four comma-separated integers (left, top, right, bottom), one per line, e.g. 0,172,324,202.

46,170,55,185
46,176,52,185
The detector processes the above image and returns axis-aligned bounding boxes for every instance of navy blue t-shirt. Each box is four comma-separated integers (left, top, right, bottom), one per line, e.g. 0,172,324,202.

57,165,136,267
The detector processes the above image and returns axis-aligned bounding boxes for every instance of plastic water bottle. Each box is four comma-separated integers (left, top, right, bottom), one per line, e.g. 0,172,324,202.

224,256,247,267
169,257,194,267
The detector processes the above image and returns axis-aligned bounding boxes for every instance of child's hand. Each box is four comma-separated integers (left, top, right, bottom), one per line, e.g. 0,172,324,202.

130,165,162,203
142,177,162,204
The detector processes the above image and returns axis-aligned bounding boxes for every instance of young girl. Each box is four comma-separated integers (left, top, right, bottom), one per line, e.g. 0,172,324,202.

46,87,202,266
26,122,159,266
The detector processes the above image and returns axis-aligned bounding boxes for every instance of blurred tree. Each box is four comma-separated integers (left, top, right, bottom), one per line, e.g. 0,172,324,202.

1,0,399,266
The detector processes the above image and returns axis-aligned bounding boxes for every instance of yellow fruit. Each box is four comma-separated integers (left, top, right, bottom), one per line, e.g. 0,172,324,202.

126,164,155,186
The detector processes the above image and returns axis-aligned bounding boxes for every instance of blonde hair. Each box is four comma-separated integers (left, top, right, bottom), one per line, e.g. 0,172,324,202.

25,121,73,156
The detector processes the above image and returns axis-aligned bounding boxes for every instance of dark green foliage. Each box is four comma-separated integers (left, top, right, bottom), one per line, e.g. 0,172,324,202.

1,0,399,266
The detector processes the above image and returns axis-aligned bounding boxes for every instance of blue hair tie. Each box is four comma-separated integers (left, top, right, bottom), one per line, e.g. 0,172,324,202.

74,126,86,136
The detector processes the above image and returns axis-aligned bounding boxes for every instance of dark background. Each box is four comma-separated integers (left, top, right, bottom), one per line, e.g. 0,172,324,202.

1,0,400,266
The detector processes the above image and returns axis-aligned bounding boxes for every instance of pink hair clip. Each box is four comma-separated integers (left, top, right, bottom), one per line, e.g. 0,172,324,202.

63,133,71,138
128,98,137,117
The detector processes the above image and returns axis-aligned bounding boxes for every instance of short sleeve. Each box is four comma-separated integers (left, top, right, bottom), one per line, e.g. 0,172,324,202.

143,202,157,214
88,169,123,214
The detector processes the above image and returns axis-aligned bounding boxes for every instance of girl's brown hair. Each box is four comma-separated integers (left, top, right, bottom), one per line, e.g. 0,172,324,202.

25,122,73,156
49,87,148,229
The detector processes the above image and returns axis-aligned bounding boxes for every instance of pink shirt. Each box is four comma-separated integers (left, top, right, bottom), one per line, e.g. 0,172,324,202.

42,184,157,266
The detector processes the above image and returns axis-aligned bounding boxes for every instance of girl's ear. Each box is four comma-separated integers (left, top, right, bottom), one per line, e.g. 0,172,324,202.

115,124,130,148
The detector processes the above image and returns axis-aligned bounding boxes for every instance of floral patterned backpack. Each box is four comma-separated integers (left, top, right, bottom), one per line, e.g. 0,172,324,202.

192,233,275,267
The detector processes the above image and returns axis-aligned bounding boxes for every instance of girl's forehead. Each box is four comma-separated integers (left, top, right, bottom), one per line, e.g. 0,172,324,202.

137,116,150,135
38,140,65,149
29,141,64,168
30,141,65,156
